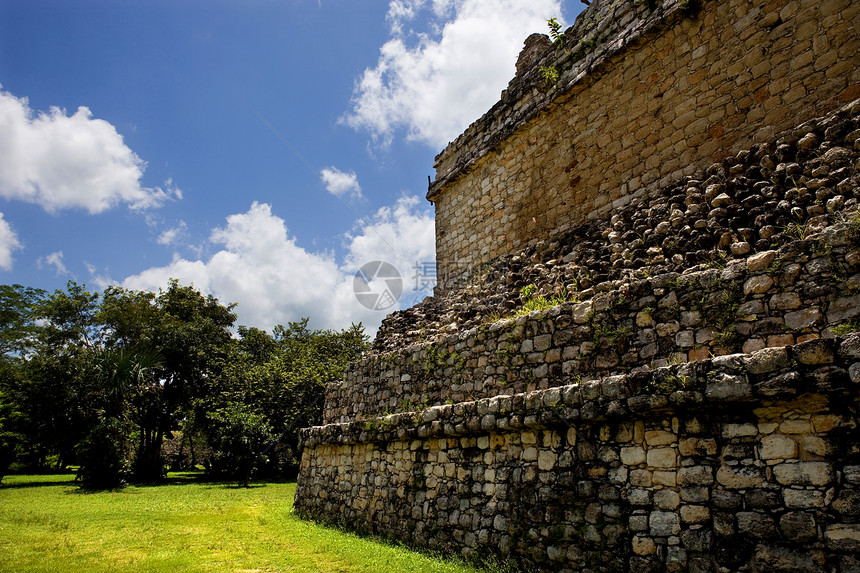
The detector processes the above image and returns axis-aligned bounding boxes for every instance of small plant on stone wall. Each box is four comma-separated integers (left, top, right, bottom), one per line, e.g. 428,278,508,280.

547,17,564,46
713,327,742,351
539,65,560,85
538,17,565,85
515,284,571,316
832,319,860,335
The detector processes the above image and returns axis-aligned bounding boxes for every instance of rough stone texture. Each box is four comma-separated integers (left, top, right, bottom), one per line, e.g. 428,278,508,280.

296,342,860,571
372,98,860,358
295,0,860,570
429,0,860,288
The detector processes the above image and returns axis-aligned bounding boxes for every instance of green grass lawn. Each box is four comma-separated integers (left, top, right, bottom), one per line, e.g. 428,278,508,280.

0,473,488,573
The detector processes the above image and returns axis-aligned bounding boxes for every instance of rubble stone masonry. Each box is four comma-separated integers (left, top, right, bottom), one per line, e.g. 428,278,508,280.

428,0,859,285
294,0,860,570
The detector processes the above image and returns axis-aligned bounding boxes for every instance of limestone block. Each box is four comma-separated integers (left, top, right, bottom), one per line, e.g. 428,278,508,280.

678,465,713,486
644,429,676,446
785,308,823,330
744,346,790,374
779,511,818,543
647,447,677,468
680,505,710,524
707,374,753,402
759,434,798,460
650,511,681,536
654,489,680,510
621,446,646,466
769,292,802,310
773,462,834,486
721,422,757,438
716,465,764,489
538,450,557,471
737,511,778,539
827,295,860,322
632,535,657,556
747,250,777,272
744,275,774,295
793,338,836,365
825,524,860,552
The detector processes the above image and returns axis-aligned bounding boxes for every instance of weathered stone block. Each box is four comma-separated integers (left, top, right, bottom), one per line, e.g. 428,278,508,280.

759,434,798,460
793,338,836,365
744,346,791,374
779,511,817,543
678,466,713,486
825,524,860,552
783,488,826,509
654,489,680,510
716,465,764,489
785,308,823,330
650,511,681,537
737,511,778,539
647,447,677,468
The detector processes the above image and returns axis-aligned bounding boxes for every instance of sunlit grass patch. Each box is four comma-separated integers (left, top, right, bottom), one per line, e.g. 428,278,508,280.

0,474,492,573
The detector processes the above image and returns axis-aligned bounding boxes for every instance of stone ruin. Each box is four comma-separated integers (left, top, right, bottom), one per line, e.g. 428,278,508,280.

295,0,860,570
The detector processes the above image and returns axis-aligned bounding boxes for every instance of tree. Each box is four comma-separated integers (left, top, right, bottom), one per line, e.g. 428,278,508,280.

7,282,99,470
99,280,237,481
205,402,272,487
201,319,369,475
0,284,46,358
76,345,162,489
0,383,23,483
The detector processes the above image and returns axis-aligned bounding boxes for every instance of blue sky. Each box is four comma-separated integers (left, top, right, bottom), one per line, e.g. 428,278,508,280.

0,0,576,334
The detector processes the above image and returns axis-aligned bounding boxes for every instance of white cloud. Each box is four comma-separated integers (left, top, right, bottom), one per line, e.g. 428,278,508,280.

320,167,362,199
0,86,181,214
38,250,73,277
157,221,188,246
343,0,563,148
120,197,435,336
0,212,22,271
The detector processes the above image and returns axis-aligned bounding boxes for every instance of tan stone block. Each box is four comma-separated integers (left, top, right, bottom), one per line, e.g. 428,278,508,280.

717,465,764,489
645,430,676,446
653,471,677,486
632,535,657,556
722,423,758,438
647,447,677,468
680,505,711,524
773,461,834,486
538,450,557,471
760,434,798,460
621,446,647,466
780,419,813,434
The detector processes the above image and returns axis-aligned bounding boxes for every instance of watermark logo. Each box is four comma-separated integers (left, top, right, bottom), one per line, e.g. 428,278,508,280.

353,261,403,310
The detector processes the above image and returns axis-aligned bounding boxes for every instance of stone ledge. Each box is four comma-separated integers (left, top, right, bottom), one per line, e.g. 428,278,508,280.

303,335,859,448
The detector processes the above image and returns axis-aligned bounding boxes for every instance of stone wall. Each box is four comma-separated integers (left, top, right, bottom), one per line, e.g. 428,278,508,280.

294,0,860,569
322,214,858,424
296,336,860,572
428,0,860,286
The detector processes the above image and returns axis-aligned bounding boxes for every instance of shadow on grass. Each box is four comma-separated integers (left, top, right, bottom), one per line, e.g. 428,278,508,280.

0,478,76,489
3,470,295,493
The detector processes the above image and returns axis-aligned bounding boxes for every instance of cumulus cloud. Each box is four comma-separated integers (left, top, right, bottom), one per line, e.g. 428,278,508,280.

343,0,563,148
0,212,22,271
0,86,181,214
320,167,362,199
120,196,435,335
39,250,73,277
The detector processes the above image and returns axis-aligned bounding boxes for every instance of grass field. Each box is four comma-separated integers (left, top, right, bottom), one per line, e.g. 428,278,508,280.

0,473,491,573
